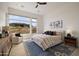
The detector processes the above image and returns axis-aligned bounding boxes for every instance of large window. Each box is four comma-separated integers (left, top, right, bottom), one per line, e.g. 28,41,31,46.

8,15,37,34
32,19,37,33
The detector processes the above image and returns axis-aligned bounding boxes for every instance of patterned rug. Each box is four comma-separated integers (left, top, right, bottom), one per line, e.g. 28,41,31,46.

23,41,76,56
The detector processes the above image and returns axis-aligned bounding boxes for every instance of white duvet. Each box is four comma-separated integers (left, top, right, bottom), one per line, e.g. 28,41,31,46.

32,34,62,51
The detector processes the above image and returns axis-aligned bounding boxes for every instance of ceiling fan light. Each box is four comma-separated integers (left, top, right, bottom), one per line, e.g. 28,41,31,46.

35,4,38,8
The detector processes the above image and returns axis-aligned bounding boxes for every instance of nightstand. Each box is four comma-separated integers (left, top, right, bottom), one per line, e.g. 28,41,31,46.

64,37,77,47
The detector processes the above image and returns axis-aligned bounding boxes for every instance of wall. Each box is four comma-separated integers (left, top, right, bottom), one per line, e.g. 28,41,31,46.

43,4,79,47
0,5,8,27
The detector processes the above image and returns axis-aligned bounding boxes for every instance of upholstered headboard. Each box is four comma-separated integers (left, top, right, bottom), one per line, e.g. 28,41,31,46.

43,31,65,41
56,31,65,41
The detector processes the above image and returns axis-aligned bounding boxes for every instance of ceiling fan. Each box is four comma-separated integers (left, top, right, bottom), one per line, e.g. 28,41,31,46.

35,2,47,8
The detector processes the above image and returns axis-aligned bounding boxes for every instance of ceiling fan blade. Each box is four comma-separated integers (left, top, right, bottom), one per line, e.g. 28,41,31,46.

35,4,38,8
35,2,47,8
37,2,47,5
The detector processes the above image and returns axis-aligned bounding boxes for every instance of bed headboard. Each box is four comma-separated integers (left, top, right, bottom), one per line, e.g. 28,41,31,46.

56,31,65,41
43,31,65,41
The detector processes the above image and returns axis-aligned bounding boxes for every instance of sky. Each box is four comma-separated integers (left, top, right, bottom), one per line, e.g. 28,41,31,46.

9,15,37,26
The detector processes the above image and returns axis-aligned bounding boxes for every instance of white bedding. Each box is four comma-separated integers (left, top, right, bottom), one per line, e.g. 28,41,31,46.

32,34,62,51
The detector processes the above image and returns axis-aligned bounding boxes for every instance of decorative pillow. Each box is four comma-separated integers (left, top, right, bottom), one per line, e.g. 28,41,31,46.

15,33,21,37
43,31,56,35
43,31,49,34
52,31,56,35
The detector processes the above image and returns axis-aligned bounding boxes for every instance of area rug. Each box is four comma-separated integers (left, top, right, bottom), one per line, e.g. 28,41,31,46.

23,41,76,56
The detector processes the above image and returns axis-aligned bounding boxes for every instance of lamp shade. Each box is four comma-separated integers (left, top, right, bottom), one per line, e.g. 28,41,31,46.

66,29,73,36
66,29,71,34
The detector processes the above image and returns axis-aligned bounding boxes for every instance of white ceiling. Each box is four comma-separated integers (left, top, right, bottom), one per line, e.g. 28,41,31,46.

1,2,79,15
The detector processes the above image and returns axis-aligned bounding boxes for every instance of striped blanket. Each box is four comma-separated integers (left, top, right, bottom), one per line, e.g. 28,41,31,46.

32,34,62,51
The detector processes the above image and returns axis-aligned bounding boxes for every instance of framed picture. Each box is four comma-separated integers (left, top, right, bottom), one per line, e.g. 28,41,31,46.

50,20,63,28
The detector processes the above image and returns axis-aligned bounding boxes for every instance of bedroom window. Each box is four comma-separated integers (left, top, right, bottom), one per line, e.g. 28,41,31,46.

32,19,37,33
8,14,37,34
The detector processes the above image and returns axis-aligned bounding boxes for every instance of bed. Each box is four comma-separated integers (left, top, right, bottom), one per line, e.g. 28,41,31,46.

32,31,63,51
